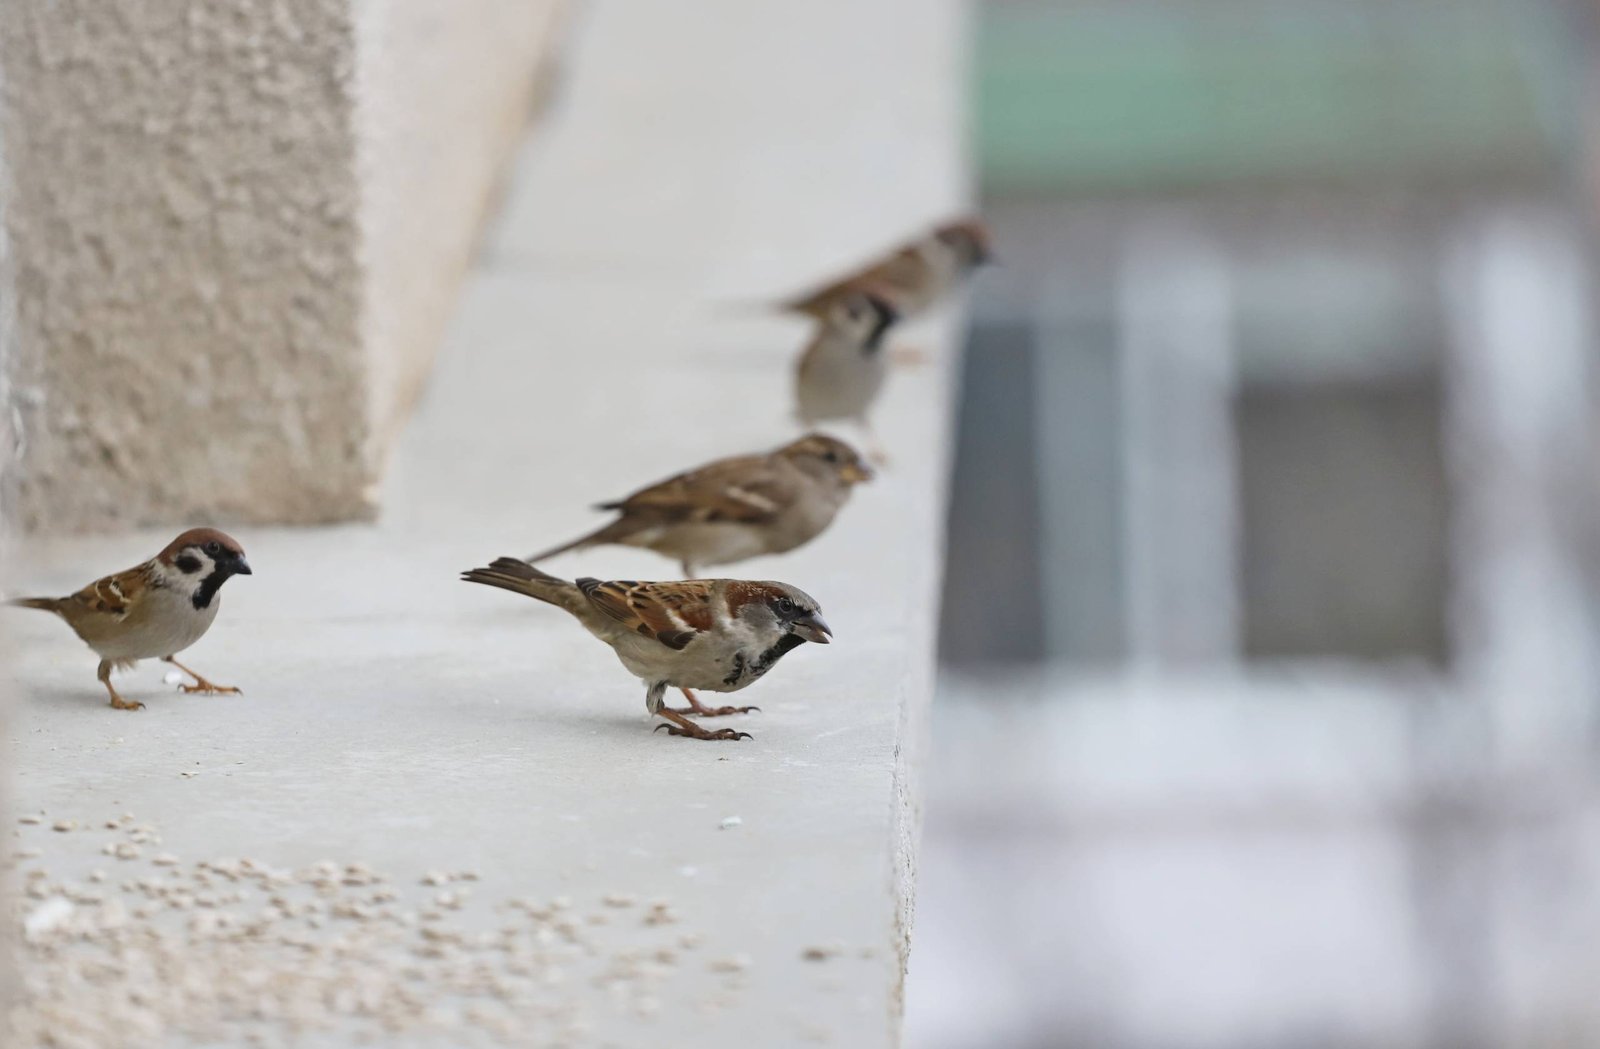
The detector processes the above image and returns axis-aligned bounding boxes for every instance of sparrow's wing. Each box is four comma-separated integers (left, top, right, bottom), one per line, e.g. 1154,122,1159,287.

575,578,717,651
604,456,797,526
62,567,147,619
782,241,929,316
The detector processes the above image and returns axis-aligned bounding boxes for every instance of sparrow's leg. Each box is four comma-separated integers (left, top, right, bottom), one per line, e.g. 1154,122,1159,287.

653,709,752,742
98,660,144,711
667,687,759,718
162,656,242,696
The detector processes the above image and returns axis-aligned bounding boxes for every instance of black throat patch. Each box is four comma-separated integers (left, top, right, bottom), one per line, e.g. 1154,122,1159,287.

192,570,228,611
723,633,807,687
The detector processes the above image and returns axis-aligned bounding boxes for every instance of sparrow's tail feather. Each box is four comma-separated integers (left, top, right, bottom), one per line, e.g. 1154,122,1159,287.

525,518,641,564
7,596,62,614
524,532,599,566
713,296,827,321
461,557,586,614
777,293,833,319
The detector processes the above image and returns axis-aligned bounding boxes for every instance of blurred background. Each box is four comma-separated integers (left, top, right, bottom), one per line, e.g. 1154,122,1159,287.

909,0,1600,1046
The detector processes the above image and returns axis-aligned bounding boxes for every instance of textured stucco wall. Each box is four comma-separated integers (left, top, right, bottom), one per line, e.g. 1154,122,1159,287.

0,0,564,534
0,1,370,533
357,0,566,452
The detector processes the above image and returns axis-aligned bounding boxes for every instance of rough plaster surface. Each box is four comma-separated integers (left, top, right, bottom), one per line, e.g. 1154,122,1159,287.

0,0,564,534
5,0,963,1043
0,1,368,533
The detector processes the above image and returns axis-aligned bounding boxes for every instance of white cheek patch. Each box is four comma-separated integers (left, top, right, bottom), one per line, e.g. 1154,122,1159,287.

156,550,213,588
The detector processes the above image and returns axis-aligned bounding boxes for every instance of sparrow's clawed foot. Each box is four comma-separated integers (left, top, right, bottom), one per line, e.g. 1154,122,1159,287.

670,688,759,718
164,657,241,696
178,681,241,696
97,663,144,711
654,710,752,742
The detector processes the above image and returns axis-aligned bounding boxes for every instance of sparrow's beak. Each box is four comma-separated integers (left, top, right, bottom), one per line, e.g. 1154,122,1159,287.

231,557,253,577
790,613,832,644
841,462,874,484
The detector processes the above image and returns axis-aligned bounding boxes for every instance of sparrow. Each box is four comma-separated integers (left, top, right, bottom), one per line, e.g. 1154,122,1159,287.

461,558,831,741
795,292,900,455
525,433,873,578
777,217,992,321
7,528,253,710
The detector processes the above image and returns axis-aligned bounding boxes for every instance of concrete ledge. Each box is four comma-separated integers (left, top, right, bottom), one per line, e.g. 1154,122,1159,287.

4,2,965,1044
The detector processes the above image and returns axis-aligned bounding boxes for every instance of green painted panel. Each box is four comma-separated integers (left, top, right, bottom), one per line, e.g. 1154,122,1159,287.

977,2,1555,191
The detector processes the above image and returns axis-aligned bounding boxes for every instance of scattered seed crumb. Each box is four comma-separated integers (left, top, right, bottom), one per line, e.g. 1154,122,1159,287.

51,820,76,833
718,816,742,830
709,953,751,973
4,810,723,1043
24,897,74,940
18,815,41,826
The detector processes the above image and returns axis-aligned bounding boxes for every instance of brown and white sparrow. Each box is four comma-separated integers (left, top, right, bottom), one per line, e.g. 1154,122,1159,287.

7,529,253,710
526,434,873,578
777,217,992,321
461,558,830,741
796,292,900,455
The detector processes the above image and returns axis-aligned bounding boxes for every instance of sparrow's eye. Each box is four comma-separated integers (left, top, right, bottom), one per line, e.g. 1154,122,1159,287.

204,541,222,557
777,597,795,615
823,450,840,464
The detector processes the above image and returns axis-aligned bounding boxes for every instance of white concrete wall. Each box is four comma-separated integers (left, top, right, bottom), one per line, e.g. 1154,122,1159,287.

0,0,368,533
0,0,564,534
